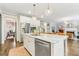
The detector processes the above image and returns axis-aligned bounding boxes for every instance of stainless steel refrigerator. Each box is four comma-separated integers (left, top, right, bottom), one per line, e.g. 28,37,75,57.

24,23,30,33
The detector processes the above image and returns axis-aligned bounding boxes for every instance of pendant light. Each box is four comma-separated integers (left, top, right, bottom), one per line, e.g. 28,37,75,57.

41,15,44,18
45,3,51,15
47,3,51,14
32,4,37,20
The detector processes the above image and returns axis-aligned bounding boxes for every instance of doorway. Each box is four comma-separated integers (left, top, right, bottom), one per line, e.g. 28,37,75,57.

2,14,17,45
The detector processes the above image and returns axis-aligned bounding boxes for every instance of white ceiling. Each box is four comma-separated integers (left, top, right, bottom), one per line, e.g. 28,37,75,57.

0,3,79,23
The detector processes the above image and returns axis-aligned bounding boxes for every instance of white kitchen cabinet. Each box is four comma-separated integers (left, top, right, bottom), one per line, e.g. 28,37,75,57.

23,35,28,49
27,36,35,55
51,40,65,56
23,35,35,56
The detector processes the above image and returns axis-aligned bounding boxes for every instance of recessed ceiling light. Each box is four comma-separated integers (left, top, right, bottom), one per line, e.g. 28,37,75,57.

28,10,31,14
41,15,44,18
64,21,68,24
32,16,37,20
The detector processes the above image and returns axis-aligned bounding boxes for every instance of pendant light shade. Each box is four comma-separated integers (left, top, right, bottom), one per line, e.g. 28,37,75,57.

32,16,37,20
28,10,31,14
32,4,37,20
41,15,44,18
47,9,51,14
45,3,52,15
47,3,51,14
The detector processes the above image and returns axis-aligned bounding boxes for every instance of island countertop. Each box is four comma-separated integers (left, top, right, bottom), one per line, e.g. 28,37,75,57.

24,33,68,43
25,34,68,41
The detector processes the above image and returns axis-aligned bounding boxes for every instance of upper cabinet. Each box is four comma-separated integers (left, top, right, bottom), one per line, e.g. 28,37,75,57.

65,21,77,28
20,16,40,27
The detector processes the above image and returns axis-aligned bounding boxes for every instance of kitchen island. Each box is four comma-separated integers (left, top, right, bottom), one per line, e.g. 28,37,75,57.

23,33,68,56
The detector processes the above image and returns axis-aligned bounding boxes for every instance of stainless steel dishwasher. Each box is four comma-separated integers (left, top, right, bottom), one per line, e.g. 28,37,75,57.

35,38,51,56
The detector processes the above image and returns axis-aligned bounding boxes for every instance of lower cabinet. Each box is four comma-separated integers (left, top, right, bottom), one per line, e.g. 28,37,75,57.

23,35,35,56
51,40,64,56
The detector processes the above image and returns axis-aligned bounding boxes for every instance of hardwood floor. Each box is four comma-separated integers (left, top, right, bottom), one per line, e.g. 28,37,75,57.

0,39,23,56
0,39,79,56
68,39,79,56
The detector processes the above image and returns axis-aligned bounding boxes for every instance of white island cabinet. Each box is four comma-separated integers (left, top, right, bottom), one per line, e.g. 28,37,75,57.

23,35,35,56
51,40,65,56
23,34,68,56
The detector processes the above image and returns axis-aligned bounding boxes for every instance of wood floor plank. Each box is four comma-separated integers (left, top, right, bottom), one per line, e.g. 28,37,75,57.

0,39,79,56
8,46,30,56
0,39,23,56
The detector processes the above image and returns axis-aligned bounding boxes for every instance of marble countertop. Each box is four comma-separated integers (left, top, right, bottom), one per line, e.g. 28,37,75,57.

24,33,68,43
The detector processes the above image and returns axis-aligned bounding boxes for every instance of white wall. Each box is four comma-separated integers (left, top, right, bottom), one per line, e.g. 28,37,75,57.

2,14,5,44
